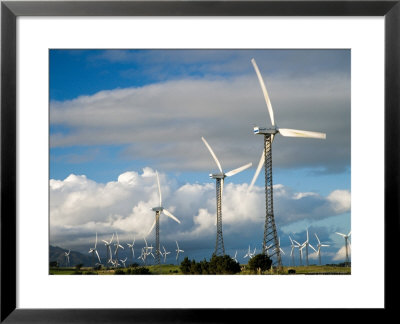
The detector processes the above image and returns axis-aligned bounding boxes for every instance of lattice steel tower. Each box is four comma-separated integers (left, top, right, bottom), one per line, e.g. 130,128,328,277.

201,137,252,257
261,133,282,268
153,210,161,265
214,176,225,256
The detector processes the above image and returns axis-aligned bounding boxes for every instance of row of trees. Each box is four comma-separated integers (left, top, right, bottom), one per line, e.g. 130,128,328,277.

180,255,241,274
179,254,272,274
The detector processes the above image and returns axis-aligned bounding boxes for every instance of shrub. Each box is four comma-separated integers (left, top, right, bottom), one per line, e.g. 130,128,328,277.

84,271,97,275
208,255,241,274
75,263,83,270
247,254,272,273
180,255,240,275
130,267,150,275
49,261,59,268
248,254,272,273
114,269,125,275
288,269,296,274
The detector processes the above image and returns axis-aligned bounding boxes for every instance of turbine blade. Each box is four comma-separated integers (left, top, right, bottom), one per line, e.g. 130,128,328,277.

201,136,223,173
220,178,224,198
248,149,265,191
315,233,321,244
251,58,275,126
336,232,346,237
309,244,317,252
225,162,252,177
110,233,114,244
95,232,98,248
348,231,351,237
156,170,162,207
278,128,326,139
163,209,181,224
95,250,101,263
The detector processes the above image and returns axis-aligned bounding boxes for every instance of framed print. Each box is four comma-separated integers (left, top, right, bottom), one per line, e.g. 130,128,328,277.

1,0,399,322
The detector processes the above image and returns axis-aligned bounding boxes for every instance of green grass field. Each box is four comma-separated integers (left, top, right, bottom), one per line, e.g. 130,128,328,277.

50,264,350,275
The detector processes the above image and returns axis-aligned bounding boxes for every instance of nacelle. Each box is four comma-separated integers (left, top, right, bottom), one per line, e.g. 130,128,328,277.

253,126,278,135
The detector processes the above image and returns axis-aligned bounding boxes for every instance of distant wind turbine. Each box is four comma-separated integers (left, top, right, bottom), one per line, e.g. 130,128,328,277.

126,237,135,264
102,233,114,265
175,241,184,263
314,233,330,265
113,232,124,264
89,232,101,268
162,246,171,263
120,257,127,268
64,250,70,267
336,231,351,266
148,171,181,265
289,236,296,266
293,239,303,266
301,229,317,266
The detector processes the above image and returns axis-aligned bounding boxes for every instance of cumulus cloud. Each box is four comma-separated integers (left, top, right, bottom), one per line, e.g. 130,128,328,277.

332,245,352,261
50,169,351,254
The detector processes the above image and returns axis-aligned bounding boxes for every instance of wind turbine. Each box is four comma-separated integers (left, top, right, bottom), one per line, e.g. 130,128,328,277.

64,250,70,267
175,241,184,264
201,136,252,256
148,171,181,266
248,58,326,269
114,232,124,263
126,237,135,264
250,247,257,258
120,257,127,268
314,233,330,266
162,246,171,263
89,232,101,268
233,251,238,263
301,229,317,266
276,237,285,256
102,233,114,265
243,245,252,259
265,244,273,257
336,231,351,266
293,239,303,266
289,236,296,266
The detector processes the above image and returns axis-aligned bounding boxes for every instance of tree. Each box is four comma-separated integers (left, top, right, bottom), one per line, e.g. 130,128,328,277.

248,254,272,273
180,257,191,274
208,255,241,274
49,261,58,268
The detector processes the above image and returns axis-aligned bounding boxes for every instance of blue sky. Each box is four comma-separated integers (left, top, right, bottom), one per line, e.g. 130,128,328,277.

49,49,351,266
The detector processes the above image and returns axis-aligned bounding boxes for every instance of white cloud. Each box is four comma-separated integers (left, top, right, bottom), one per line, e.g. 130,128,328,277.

332,245,352,261
327,190,351,213
50,169,351,255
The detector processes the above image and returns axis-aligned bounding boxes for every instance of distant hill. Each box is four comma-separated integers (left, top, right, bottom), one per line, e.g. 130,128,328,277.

49,245,93,267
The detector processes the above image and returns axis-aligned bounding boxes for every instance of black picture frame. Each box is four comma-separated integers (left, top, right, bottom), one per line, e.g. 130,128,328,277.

1,1,398,322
